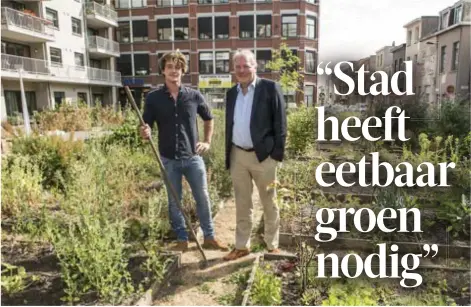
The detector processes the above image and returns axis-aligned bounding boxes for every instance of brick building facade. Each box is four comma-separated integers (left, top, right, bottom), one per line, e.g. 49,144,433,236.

114,0,319,108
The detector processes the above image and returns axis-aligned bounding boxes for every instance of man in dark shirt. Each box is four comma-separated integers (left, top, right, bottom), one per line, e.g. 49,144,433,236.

140,51,228,252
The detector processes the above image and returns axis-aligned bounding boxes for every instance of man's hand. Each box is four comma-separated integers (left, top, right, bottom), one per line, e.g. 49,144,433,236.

140,124,151,140
196,142,211,155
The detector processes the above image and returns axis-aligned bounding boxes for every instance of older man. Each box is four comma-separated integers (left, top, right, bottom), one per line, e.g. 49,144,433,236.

223,49,287,261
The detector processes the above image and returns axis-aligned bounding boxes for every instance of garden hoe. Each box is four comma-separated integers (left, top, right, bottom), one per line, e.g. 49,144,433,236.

124,86,210,269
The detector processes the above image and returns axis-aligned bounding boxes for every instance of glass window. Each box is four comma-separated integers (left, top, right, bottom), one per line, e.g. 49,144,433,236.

74,52,84,67
134,54,149,75
256,15,271,38
215,51,229,73
304,86,314,107
240,15,254,38
198,17,212,39
215,16,229,39
305,51,316,73
50,47,62,65
256,50,271,72
133,20,148,42
282,15,297,37
117,21,131,42
306,16,316,39
174,18,189,40
157,19,172,40
199,52,213,74
117,54,132,75
72,17,82,35
46,8,59,28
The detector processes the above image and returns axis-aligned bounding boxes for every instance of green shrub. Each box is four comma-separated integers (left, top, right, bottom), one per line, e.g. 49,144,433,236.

251,265,282,306
10,135,85,192
286,106,316,157
429,97,470,142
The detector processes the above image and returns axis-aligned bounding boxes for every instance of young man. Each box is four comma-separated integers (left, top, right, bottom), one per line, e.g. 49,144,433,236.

140,51,228,252
223,49,287,261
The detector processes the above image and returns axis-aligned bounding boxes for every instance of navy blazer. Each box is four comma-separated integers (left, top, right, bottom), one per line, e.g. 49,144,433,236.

225,77,287,170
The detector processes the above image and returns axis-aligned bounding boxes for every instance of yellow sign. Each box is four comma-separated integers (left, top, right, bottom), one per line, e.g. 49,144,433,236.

198,75,232,89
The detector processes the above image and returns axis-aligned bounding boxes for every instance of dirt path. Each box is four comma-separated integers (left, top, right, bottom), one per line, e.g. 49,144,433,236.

154,191,265,306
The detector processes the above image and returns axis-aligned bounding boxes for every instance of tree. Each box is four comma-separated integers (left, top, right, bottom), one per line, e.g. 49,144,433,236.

265,42,304,106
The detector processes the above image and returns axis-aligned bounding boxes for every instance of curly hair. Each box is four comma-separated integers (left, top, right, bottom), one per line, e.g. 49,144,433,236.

158,50,188,74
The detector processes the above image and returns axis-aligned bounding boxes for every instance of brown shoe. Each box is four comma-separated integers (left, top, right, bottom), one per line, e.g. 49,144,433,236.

202,238,229,251
171,241,189,252
223,249,250,261
267,248,281,254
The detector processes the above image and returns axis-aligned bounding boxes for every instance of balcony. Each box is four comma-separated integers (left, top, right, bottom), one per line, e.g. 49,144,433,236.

87,36,120,58
1,54,122,87
85,2,118,28
1,7,55,43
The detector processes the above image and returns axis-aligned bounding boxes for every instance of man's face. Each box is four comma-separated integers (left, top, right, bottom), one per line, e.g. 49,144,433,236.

234,56,256,84
163,61,183,83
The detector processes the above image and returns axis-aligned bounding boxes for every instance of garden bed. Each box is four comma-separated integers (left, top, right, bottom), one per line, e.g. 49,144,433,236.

1,240,181,306
242,253,470,306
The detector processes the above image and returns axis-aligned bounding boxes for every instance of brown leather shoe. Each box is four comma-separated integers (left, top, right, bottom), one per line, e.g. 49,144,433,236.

171,241,189,252
267,248,281,254
202,238,229,251
223,249,250,261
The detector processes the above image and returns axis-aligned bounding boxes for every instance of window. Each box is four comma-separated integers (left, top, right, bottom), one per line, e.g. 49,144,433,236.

198,0,212,3
198,17,212,39
90,59,101,68
305,50,316,74
46,8,59,28
306,16,316,39
54,92,65,107
215,16,229,39
441,12,449,30
2,41,30,57
117,21,130,42
87,28,98,37
256,50,271,72
394,59,398,72
117,0,148,7
134,54,149,75
282,15,297,37
117,54,132,75
199,52,213,74
440,46,446,73
407,30,412,45
77,92,87,104
215,52,230,73
157,19,172,40
256,15,271,38
50,47,62,65
452,42,459,70
4,91,36,117
240,15,254,38
71,17,82,35
74,52,84,67
133,20,148,42
453,6,462,24
413,54,417,62
174,18,189,40
304,85,314,107
156,0,172,6
173,0,189,5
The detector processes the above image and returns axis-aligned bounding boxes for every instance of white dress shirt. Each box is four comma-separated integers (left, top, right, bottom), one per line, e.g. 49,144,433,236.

232,77,257,149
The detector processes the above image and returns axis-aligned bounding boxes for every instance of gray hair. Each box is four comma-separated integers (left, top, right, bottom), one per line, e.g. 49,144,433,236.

232,49,257,68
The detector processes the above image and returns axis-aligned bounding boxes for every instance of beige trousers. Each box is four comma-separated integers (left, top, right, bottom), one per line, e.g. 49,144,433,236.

230,146,279,250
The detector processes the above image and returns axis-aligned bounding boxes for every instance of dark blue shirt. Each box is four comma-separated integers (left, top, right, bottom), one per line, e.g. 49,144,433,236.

143,84,213,160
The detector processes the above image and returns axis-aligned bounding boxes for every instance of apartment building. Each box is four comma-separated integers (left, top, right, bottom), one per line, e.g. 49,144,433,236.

375,44,394,75
1,0,121,122
432,0,471,102
390,43,406,92
115,0,319,108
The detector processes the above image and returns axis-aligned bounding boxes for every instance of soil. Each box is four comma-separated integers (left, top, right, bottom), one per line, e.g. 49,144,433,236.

153,189,277,306
1,239,176,306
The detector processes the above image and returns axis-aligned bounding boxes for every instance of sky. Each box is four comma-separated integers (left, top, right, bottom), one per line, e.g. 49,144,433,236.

318,0,456,63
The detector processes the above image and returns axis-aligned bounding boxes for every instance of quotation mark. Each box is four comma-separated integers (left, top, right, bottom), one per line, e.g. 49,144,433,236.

421,244,439,258
317,61,333,75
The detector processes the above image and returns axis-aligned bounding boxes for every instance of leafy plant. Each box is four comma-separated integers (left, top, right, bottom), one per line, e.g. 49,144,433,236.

286,106,316,157
437,194,471,238
1,263,39,295
251,265,282,306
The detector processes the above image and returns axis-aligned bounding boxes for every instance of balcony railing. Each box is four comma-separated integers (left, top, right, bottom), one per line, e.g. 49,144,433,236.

1,54,121,85
88,36,119,54
1,7,55,38
85,2,118,21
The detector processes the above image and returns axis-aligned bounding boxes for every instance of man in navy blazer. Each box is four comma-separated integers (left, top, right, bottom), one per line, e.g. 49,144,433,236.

223,49,287,261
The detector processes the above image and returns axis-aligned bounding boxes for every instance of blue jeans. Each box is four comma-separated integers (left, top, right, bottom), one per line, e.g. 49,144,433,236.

161,155,215,242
